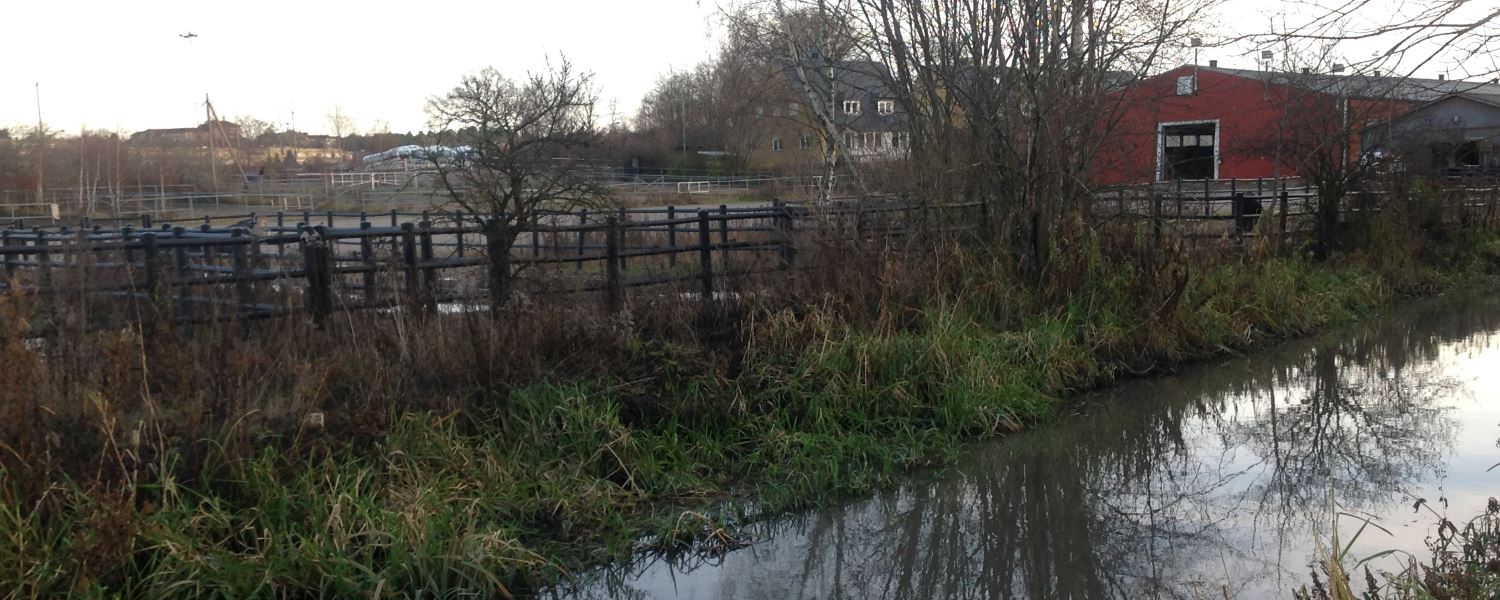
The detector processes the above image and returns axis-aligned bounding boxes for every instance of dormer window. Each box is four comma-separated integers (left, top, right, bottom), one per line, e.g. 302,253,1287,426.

877,99,895,115
843,100,861,115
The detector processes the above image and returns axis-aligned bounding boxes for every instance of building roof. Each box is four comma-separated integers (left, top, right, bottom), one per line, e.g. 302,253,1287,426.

777,59,908,132
1461,93,1500,109
1190,64,1500,101
131,120,242,139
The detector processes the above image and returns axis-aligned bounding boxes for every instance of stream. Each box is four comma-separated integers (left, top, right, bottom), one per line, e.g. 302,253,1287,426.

551,291,1500,599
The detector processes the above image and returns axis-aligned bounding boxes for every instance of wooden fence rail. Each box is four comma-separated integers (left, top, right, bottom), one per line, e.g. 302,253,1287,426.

1,187,1496,331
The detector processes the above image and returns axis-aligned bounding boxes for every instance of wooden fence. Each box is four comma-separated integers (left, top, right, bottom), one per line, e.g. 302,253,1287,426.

3,185,1498,331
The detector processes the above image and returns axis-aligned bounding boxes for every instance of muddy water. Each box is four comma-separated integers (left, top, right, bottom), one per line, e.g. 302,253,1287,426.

552,292,1500,599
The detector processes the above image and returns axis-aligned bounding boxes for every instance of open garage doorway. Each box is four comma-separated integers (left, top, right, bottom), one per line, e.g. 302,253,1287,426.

1157,120,1219,180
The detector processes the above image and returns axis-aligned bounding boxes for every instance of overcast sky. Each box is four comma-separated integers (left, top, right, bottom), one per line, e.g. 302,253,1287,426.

2,0,1491,136
2,0,722,135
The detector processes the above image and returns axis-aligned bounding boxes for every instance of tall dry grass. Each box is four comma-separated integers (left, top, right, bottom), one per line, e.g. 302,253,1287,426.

1,185,1497,596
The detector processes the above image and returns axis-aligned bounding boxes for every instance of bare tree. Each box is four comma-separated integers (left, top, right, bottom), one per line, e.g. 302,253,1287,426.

1237,4,1500,258
1258,1,1498,81
426,59,608,313
234,115,277,141
0,129,20,190
1234,48,1403,259
725,0,871,202
846,0,1217,280
325,105,356,139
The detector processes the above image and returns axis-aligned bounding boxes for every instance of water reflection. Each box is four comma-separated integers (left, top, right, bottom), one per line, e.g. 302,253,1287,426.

552,294,1500,600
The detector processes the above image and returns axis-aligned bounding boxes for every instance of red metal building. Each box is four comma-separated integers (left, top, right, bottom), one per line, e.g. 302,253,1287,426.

1092,64,1488,186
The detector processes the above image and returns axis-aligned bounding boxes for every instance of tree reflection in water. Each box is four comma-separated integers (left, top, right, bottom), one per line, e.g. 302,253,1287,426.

551,294,1500,600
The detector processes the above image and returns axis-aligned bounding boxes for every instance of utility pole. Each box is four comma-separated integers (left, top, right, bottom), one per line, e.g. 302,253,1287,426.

34,82,44,206
206,94,219,192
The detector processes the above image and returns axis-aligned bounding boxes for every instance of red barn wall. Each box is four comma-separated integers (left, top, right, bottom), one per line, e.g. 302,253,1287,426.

1096,67,1306,185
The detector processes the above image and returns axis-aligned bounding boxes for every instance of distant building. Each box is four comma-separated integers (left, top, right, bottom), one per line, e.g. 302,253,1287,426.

130,120,242,146
1364,92,1500,176
745,60,911,171
262,131,341,149
1095,64,1500,184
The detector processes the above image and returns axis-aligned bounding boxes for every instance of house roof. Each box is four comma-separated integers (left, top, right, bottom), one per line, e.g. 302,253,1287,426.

1189,64,1500,101
777,59,908,132
1380,91,1500,129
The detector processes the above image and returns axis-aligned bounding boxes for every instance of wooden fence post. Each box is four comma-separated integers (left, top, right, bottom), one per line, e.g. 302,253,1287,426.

717,204,729,265
1,230,12,281
775,200,795,269
697,210,713,303
1203,178,1211,218
1152,193,1163,250
141,232,164,322
303,225,333,325
1175,179,1184,220
172,227,189,317
401,223,419,310
419,220,436,307
605,216,623,313
576,209,588,271
1232,192,1245,240
200,223,213,270
231,228,254,316
617,207,629,272
33,228,50,289
115,225,132,254
667,205,678,268
360,221,377,304
1278,190,1290,255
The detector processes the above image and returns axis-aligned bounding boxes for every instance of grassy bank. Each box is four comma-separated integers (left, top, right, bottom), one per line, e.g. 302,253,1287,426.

5,208,1500,596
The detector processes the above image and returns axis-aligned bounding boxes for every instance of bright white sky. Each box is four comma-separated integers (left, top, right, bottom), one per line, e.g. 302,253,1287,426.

2,0,723,135
2,0,1491,136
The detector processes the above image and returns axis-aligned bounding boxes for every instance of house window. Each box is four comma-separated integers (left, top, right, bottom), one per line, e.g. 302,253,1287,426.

843,100,861,115
893,131,910,149
863,132,880,148
1176,75,1196,96
1159,121,1218,180
798,134,811,149
771,136,783,152
843,131,858,148
877,99,895,115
